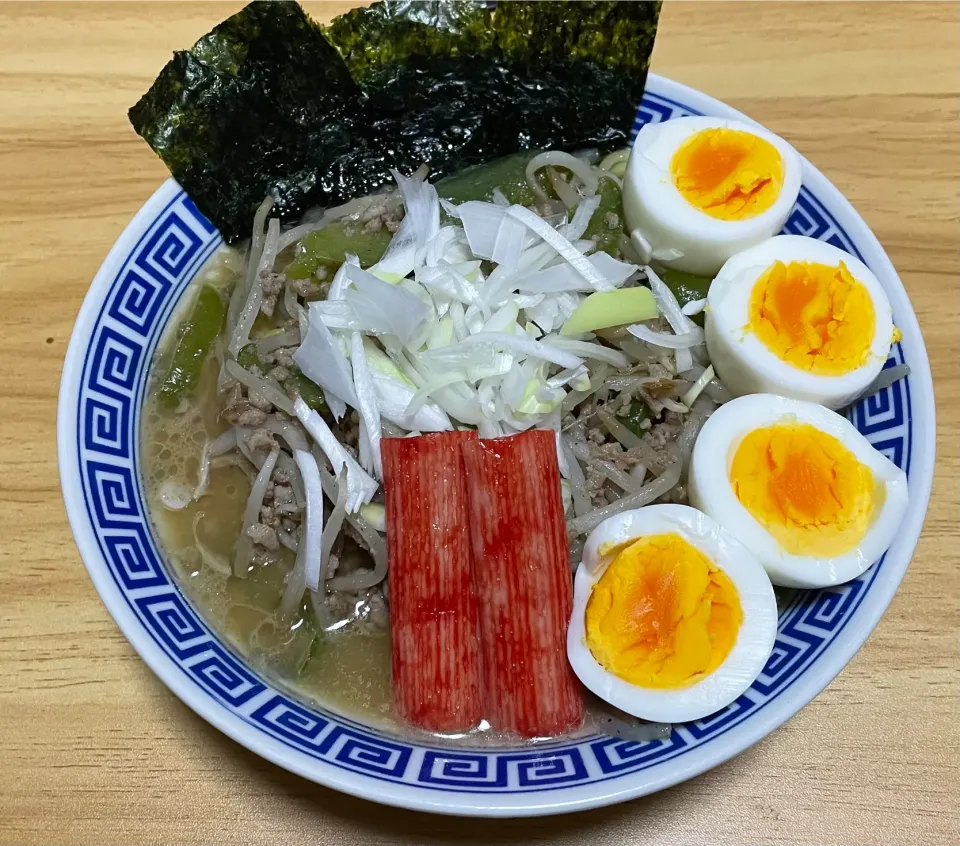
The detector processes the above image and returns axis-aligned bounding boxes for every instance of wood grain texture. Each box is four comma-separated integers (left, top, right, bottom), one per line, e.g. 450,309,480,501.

0,2,957,844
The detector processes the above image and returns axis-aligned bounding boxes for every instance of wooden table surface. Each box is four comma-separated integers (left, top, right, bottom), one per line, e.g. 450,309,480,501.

1,2,957,844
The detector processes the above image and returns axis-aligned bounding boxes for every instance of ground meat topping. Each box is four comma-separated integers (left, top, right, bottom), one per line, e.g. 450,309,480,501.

245,522,279,551
259,271,285,318
223,402,267,426
291,277,324,299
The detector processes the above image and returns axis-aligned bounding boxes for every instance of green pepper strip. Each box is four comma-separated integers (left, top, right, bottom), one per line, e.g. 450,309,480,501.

659,269,712,327
158,285,225,409
285,223,393,279
584,178,624,256
616,400,653,438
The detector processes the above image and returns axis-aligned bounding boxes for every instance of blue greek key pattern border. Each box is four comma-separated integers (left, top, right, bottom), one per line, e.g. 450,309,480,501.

70,91,913,794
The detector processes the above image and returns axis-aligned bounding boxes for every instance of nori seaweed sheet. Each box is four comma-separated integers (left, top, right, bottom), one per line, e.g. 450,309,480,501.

130,1,661,242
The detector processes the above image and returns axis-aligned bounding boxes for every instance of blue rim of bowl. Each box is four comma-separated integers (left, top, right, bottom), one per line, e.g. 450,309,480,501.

58,73,936,817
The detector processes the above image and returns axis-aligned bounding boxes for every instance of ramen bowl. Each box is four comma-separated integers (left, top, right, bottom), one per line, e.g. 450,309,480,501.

58,74,935,817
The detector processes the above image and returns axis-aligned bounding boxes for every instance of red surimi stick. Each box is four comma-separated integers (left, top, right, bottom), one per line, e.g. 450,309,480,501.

461,429,584,737
382,431,483,732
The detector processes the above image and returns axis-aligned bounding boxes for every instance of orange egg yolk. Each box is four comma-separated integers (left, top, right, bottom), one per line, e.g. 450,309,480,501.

748,260,876,375
584,533,743,690
730,423,881,557
671,128,784,221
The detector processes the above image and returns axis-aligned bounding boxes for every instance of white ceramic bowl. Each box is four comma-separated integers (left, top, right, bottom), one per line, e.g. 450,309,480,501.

58,74,935,817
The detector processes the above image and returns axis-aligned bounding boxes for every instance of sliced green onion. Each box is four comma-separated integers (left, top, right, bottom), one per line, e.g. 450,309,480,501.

560,287,657,336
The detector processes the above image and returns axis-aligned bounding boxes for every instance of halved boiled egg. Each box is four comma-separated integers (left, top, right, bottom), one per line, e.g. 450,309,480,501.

567,504,777,724
622,116,802,276
705,235,897,409
689,394,908,589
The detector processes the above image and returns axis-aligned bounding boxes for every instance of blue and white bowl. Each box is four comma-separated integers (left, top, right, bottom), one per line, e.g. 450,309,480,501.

58,75,935,817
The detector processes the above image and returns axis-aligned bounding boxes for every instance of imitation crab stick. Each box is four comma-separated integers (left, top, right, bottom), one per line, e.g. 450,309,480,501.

461,429,584,737
381,431,483,732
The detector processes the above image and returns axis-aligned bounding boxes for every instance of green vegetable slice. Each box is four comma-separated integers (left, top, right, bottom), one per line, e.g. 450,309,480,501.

158,286,225,409
285,224,392,278
617,400,653,438
659,268,713,327
283,370,327,414
560,287,657,336
435,152,539,206
584,178,625,256
236,341,259,370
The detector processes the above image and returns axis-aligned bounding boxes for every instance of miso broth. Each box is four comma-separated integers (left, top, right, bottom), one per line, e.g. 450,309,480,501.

142,271,395,730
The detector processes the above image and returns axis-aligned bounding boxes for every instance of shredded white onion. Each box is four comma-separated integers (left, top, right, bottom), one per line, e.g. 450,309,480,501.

274,452,305,508
374,168,440,280
350,332,383,478
675,346,694,377
681,364,716,408
644,265,699,336
295,398,377,512
344,264,429,344
561,195,602,241
328,254,358,302
541,336,629,368
506,205,613,292
293,450,324,593
628,323,704,350
453,331,583,370
405,370,470,417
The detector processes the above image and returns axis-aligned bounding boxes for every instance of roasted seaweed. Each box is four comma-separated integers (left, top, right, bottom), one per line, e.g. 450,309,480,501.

326,1,660,81
130,0,661,242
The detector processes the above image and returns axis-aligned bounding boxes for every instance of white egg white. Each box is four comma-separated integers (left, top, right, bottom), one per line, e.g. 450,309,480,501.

688,394,909,589
622,116,802,276
705,235,896,409
567,504,778,724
